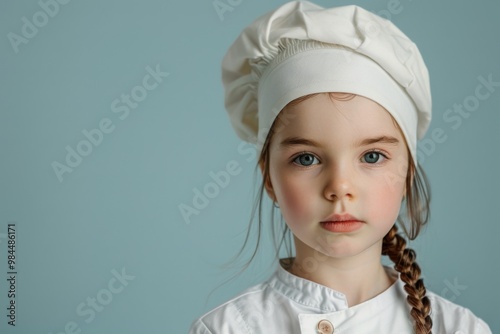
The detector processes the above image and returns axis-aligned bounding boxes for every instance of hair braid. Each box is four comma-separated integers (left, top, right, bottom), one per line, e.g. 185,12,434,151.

382,224,433,334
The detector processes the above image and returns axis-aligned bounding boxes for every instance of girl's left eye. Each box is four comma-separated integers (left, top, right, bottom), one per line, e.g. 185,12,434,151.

292,153,319,167
362,151,388,164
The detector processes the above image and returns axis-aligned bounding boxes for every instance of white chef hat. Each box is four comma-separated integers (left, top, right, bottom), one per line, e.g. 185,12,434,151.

221,1,432,165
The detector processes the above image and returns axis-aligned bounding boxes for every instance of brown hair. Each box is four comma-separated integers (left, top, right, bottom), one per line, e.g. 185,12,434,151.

235,92,433,333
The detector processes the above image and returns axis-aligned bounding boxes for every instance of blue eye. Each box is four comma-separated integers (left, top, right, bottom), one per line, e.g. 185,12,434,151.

293,153,319,167
362,151,387,164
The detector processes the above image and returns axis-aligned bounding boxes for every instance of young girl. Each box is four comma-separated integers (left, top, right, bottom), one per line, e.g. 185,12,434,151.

190,1,492,333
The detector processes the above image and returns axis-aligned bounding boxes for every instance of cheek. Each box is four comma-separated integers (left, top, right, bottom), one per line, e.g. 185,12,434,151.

272,171,314,222
277,177,305,211
367,177,405,223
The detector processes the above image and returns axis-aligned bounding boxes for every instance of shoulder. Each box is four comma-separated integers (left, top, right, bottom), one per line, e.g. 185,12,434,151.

426,290,492,333
188,281,273,334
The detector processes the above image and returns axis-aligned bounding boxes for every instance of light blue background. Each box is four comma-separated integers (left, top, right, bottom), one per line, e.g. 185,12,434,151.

1,0,499,333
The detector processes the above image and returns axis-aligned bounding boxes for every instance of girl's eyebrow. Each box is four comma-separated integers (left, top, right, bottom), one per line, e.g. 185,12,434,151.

356,135,400,147
279,135,400,148
279,137,321,148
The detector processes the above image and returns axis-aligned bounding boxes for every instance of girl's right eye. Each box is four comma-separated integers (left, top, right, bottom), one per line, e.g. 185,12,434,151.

292,153,319,167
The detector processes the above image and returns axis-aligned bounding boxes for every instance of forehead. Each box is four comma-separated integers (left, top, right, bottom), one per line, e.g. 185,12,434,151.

271,94,403,144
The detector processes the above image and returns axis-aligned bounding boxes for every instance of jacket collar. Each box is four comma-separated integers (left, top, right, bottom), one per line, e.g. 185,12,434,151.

266,257,403,313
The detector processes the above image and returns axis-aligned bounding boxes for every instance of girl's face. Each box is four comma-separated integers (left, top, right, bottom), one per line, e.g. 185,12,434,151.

263,93,409,260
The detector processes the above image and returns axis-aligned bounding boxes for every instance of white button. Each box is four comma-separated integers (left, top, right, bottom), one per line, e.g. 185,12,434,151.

317,319,334,334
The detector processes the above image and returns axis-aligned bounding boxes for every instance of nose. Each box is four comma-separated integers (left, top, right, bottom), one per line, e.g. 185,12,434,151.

323,162,355,201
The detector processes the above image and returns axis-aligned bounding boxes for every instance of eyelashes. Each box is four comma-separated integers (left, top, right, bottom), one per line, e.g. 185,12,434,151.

361,150,388,164
292,153,319,167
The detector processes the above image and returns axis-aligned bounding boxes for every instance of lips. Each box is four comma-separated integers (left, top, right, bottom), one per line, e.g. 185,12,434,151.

320,213,362,223
320,213,364,233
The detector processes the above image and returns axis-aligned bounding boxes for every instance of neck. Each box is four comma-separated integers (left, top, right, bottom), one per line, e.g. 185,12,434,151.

289,237,395,307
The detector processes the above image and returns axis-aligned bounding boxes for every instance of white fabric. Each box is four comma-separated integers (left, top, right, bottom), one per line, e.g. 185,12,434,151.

189,261,491,334
221,1,432,164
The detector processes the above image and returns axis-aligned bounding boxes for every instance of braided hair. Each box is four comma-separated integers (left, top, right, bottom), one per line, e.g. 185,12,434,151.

383,224,432,333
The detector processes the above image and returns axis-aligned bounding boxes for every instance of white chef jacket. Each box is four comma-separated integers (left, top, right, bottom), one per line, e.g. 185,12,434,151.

189,260,491,334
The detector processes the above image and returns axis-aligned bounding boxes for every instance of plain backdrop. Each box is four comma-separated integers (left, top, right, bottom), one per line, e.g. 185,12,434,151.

1,0,499,333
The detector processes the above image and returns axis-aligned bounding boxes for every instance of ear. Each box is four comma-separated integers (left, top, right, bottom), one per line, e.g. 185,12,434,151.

259,159,277,203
